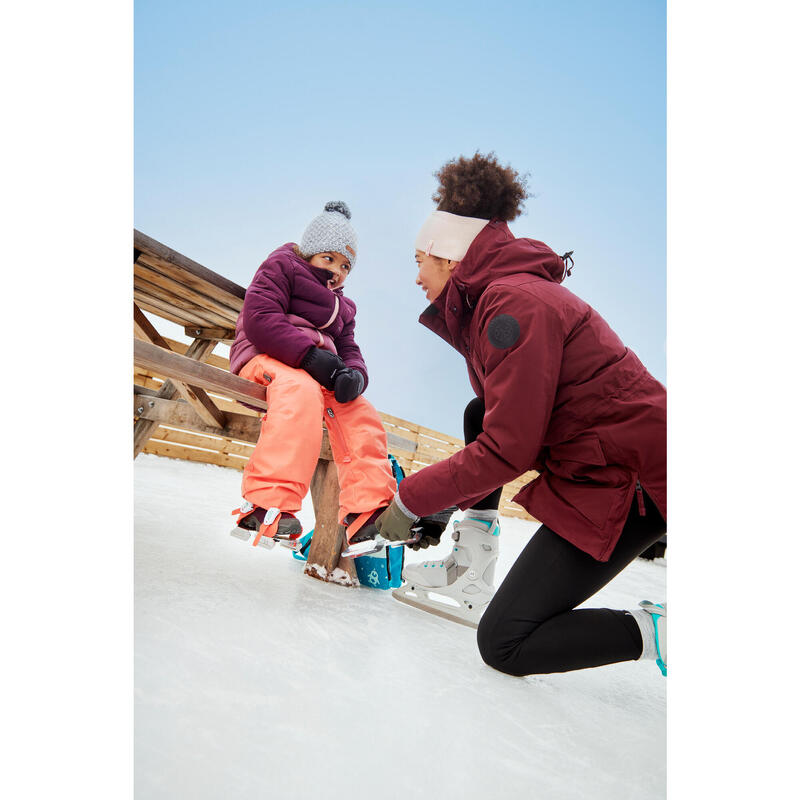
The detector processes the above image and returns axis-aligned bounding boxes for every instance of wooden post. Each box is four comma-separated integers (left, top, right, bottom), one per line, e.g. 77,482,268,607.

304,459,358,587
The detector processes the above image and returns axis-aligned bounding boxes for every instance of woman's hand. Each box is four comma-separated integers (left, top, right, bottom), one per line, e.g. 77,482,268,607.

375,497,418,542
408,506,458,550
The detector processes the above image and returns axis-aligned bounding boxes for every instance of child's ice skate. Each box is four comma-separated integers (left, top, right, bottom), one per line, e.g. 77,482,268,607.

392,516,500,628
339,508,424,559
230,502,302,551
340,508,386,558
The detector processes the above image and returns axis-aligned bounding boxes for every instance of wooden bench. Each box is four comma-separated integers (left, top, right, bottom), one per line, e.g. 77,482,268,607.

133,229,418,586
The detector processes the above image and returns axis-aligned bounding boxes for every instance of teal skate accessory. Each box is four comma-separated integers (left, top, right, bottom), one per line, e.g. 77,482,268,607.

353,455,406,589
292,455,407,589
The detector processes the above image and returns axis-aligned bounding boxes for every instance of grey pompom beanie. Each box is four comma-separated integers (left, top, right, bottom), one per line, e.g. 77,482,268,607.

299,201,358,268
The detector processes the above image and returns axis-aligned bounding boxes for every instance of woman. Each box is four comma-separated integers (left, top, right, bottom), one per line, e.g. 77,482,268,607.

375,153,667,677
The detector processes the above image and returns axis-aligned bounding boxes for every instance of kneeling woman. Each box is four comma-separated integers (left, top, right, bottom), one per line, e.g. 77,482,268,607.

376,153,667,677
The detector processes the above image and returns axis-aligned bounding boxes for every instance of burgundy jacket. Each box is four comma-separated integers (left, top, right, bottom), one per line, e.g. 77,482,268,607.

229,243,368,385
398,220,666,561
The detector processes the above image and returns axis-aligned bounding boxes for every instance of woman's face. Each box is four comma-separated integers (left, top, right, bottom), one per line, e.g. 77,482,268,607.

309,251,351,290
415,250,458,303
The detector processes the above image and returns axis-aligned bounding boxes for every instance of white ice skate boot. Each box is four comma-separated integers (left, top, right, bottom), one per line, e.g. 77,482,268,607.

631,601,667,676
392,517,500,628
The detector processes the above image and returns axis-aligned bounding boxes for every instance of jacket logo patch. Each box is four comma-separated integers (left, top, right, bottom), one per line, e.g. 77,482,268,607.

487,314,521,349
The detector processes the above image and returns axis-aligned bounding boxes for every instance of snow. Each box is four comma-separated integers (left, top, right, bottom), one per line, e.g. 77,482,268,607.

135,454,666,799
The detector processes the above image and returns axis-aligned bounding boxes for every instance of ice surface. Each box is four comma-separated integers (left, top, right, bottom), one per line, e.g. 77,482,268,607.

135,454,666,799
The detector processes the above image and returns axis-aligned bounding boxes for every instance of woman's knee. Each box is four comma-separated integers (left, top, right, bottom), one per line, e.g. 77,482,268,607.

477,615,529,677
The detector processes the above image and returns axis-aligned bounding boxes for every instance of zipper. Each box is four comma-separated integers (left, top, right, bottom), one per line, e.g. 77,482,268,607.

325,407,352,463
635,480,646,517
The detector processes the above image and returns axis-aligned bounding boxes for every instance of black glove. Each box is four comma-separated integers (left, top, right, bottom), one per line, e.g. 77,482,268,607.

333,367,365,403
301,348,346,390
409,506,458,551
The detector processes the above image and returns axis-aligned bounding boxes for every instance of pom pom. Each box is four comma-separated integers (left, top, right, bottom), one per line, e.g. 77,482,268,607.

324,200,351,219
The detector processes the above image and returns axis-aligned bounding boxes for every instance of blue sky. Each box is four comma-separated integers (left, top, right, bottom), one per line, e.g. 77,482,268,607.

135,0,665,438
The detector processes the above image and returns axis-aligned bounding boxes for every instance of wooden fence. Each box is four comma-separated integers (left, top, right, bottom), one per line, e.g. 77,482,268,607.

134,338,538,521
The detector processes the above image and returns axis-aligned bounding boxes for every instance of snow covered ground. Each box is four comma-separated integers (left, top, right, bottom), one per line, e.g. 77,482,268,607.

135,454,666,800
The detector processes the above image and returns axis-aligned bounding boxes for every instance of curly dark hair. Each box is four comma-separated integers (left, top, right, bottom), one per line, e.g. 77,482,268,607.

432,152,529,221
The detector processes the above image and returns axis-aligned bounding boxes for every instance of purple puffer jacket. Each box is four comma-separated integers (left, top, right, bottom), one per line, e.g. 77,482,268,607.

229,243,368,386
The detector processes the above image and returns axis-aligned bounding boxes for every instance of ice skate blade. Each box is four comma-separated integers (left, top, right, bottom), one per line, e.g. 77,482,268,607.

277,537,302,552
340,538,385,559
386,531,422,548
228,528,277,549
391,586,484,629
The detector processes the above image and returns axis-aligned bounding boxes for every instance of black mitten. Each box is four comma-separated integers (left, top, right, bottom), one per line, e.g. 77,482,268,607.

301,348,346,390
333,368,365,403
409,506,459,550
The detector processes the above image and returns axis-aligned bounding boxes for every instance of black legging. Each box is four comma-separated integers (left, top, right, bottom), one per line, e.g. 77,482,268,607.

463,397,503,510
463,397,667,675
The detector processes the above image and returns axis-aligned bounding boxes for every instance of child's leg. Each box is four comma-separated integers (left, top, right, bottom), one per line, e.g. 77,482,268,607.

238,354,324,513
321,392,396,524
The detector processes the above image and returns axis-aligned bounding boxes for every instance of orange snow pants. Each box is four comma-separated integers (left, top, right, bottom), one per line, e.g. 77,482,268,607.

238,354,396,523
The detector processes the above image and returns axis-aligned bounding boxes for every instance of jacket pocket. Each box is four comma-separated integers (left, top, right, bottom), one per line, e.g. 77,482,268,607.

547,433,607,470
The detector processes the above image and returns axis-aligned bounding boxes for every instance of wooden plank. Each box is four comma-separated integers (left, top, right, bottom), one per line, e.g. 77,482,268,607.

135,394,259,440
304,459,358,586
133,303,171,349
134,261,241,322
134,394,334,460
143,440,249,470
378,411,422,435
153,341,232,371
134,340,268,409
135,372,262,417
132,293,204,330
133,337,218,456
133,304,227,429
151,427,255,459
134,229,246,301
386,431,418,455
183,325,236,342
135,256,244,320
170,382,227,428
134,277,235,329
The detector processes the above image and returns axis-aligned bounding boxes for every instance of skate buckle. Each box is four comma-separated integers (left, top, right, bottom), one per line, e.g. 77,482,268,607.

253,509,281,547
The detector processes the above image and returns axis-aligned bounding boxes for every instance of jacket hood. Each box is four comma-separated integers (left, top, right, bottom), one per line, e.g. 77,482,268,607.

452,220,566,297
418,220,567,347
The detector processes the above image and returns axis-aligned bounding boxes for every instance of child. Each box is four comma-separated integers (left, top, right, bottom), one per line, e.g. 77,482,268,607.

228,201,397,558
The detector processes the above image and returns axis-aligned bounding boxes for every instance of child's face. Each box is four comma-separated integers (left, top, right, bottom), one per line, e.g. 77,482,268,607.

414,249,458,303
309,251,352,290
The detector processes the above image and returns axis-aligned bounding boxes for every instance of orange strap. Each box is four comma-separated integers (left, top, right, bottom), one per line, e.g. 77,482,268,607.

252,517,280,548
345,511,373,543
